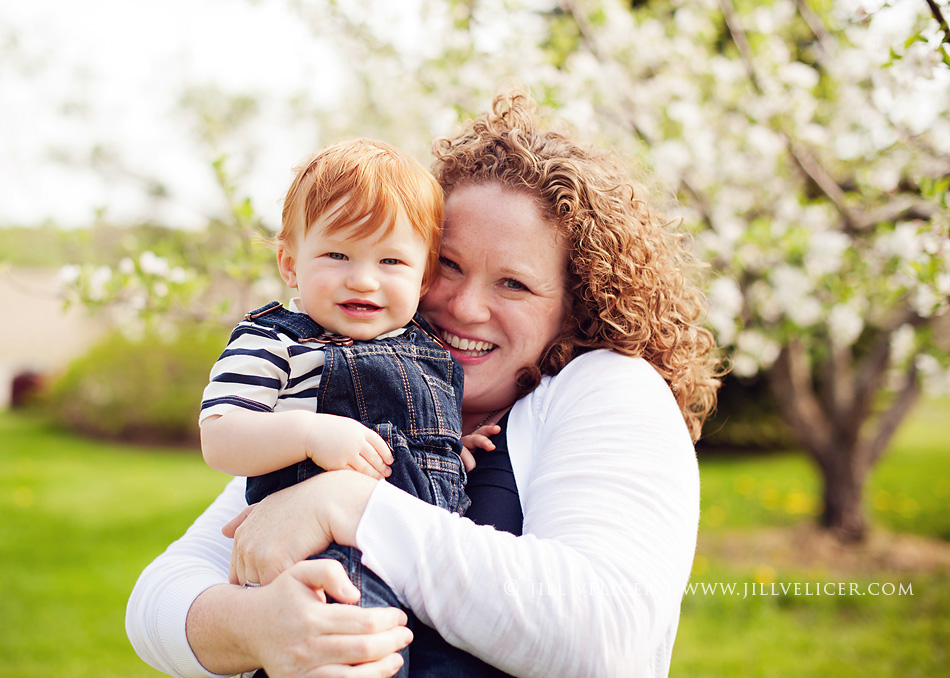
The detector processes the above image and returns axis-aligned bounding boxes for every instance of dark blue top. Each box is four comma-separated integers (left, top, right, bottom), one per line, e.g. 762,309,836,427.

463,411,523,536
406,411,522,678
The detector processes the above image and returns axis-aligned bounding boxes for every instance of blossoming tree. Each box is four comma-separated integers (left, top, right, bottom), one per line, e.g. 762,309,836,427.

61,0,949,541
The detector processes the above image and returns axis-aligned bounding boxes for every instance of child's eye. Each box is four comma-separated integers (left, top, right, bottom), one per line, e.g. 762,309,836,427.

325,252,347,260
380,257,402,265
439,256,461,271
503,278,529,292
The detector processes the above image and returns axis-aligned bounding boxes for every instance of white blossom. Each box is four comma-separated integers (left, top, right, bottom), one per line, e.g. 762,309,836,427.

168,266,188,284
780,62,819,90
87,265,113,301
936,273,950,297
707,276,744,345
890,323,917,365
875,222,924,261
770,265,822,326
57,264,81,286
139,251,170,276
914,284,940,318
828,303,865,347
734,329,781,377
918,354,950,394
805,231,851,278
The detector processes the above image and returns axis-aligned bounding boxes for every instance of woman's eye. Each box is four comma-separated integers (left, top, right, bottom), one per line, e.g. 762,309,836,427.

326,252,347,260
439,256,461,271
503,278,529,292
380,257,401,266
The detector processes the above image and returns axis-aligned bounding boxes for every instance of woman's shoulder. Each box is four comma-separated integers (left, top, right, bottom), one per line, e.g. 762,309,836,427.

549,348,666,391
520,349,676,424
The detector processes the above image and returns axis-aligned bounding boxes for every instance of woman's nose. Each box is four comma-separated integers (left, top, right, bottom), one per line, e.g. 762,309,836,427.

447,281,491,323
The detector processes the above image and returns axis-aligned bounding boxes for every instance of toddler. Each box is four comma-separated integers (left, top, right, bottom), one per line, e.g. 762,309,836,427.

199,139,491,674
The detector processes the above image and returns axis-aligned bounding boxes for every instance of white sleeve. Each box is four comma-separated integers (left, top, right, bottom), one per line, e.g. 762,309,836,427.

356,351,700,677
126,477,247,678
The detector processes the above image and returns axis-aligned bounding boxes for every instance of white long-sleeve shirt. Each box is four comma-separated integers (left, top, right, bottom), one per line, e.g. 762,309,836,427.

127,349,700,678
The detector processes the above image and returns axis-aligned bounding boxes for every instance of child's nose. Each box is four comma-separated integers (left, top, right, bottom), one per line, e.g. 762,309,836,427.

345,266,380,292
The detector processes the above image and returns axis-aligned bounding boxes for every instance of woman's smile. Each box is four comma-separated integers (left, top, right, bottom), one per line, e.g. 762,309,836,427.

439,329,496,357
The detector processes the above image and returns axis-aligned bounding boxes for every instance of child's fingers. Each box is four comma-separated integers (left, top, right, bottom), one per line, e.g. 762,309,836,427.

474,424,501,437
365,429,394,465
462,434,496,452
359,443,391,478
349,450,385,480
460,447,476,472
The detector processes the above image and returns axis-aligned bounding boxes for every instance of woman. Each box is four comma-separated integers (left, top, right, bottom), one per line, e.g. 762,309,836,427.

127,88,721,678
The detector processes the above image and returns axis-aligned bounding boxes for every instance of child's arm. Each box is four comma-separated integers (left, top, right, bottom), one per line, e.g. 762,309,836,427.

201,410,393,479
459,423,501,472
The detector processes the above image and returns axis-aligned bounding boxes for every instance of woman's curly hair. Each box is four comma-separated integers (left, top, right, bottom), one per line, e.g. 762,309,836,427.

432,88,723,441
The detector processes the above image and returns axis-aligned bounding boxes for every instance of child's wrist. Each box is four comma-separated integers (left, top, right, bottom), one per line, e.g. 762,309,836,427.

302,412,326,464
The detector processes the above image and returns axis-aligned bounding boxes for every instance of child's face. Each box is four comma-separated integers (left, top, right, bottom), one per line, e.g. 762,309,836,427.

278,206,429,341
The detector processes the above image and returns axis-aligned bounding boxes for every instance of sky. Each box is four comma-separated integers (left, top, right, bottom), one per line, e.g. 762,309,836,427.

1,0,353,230
3,0,945,231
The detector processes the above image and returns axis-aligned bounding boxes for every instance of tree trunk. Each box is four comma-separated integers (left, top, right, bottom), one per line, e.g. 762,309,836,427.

815,447,868,542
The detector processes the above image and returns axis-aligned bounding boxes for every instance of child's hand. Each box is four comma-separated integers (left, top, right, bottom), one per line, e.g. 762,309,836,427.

307,415,393,480
459,424,501,472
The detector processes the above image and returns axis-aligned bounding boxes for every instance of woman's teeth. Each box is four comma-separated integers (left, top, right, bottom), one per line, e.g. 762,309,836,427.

441,331,495,356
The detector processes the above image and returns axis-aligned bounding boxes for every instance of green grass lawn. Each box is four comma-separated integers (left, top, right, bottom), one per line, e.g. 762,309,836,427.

676,396,950,677
0,412,229,677
1,399,948,677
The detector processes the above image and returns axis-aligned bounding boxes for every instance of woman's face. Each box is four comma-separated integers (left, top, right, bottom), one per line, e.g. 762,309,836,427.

420,182,569,424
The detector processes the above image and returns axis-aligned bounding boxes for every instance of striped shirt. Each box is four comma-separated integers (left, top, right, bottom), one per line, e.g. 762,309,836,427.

199,300,405,425
199,323,326,425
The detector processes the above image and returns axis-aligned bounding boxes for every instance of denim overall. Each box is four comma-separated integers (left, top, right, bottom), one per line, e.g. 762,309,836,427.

243,301,473,678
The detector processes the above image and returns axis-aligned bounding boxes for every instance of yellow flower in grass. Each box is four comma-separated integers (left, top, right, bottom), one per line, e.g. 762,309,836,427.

894,493,919,518
753,564,776,585
734,474,756,496
703,504,726,527
783,491,816,516
759,487,780,510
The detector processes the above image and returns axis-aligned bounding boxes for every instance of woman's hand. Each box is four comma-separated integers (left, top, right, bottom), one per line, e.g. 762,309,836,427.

225,470,381,585
188,559,412,678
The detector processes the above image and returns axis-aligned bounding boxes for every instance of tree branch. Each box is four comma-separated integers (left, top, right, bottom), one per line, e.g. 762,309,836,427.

821,339,855,431
925,0,950,48
853,197,939,231
564,1,720,232
853,309,930,428
717,0,860,230
770,339,833,459
866,361,921,467
785,139,859,230
794,0,833,56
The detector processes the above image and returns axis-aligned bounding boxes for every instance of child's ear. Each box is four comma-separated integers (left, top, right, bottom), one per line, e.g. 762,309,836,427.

277,247,298,288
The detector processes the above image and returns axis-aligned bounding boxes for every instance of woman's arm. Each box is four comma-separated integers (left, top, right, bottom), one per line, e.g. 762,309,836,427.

126,477,411,678
359,351,699,676
354,352,700,677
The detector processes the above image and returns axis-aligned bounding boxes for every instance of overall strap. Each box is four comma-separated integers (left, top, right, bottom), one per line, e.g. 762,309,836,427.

244,301,353,346
409,313,445,348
